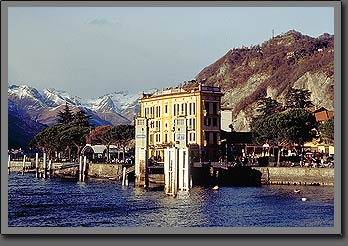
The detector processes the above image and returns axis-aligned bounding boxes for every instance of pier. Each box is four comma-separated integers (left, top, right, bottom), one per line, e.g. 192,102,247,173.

7,153,334,195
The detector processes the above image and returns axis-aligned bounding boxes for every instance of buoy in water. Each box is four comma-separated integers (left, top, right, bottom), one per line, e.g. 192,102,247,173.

301,197,307,202
213,185,219,190
294,189,301,193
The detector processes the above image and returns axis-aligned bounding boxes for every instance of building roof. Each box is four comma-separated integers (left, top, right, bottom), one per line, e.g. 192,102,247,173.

81,144,119,154
315,110,334,122
139,84,223,101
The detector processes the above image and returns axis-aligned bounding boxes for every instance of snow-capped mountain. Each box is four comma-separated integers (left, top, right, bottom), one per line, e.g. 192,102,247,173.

43,88,87,107
89,95,117,113
7,84,149,127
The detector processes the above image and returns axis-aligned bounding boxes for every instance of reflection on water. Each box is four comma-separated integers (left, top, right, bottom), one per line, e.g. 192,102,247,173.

8,173,334,227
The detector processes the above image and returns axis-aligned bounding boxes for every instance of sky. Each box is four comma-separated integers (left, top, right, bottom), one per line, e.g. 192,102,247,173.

8,6,334,99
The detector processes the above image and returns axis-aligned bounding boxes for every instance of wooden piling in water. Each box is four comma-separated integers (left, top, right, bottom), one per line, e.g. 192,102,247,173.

43,153,47,179
48,160,52,178
122,166,126,186
79,156,83,182
35,153,39,178
22,155,26,175
82,156,87,182
8,155,11,175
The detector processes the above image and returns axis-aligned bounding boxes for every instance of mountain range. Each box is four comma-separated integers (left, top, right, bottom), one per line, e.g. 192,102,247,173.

8,29,334,149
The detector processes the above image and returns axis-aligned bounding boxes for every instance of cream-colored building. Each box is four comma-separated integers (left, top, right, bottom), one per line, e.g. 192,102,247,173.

136,83,224,162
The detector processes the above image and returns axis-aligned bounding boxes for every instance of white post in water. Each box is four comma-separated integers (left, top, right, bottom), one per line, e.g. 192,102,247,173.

48,160,52,178
8,155,11,175
82,156,87,182
43,153,47,179
79,156,83,182
122,166,126,186
178,148,190,191
164,148,178,197
125,174,129,186
35,153,39,178
22,155,26,175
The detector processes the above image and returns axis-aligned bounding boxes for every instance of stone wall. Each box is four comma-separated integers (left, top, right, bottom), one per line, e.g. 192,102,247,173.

87,163,123,180
253,167,334,186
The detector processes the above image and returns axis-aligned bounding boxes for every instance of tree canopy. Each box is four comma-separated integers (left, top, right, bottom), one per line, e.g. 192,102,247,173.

285,88,314,109
255,96,282,118
251,108,317,166
30,106,92,160
318,116,334,144
57,103,74,125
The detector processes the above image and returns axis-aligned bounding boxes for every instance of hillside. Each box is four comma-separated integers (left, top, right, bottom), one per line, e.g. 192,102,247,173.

8,105,47,149
195,30,334,131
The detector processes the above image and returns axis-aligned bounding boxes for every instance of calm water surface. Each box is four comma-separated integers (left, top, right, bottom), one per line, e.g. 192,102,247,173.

8,173,334,227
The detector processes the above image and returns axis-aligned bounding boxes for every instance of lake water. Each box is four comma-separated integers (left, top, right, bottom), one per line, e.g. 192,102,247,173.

7,173,334,227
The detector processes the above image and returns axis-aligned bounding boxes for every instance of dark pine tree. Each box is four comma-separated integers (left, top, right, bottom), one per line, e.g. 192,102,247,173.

57,103,74,125
73,109,92,127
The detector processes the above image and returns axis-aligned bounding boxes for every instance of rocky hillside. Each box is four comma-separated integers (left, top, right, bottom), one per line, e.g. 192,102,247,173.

195,30,334,131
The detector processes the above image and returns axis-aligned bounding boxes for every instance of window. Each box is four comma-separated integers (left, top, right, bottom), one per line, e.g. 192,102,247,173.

189,103,192,115
173,104,176,116
205,131,210,143
137,119,144,126
192,118,196,130
212,102,218,115
204,117,211,126
165,104,168,114
189,133,196,142
192,102,196,115
165,133,168,143
155,133,161,143
213,117,218,127
205,102,210,114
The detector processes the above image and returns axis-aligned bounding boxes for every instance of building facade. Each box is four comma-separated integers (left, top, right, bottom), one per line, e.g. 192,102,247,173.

136,83,224,164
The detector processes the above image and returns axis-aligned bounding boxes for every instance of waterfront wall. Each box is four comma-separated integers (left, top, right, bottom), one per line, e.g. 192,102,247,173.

252,167,334,186
88,163,123,180
8,161,33,172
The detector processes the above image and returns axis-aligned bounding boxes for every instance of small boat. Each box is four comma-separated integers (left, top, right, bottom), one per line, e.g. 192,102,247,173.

301,197,307,202
294,189,301,193
212,185,219,190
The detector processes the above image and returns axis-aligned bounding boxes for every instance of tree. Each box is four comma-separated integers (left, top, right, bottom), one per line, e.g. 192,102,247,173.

29,125,65,159
108,125,135,163
318,116,334,144
58,126,90,159
251,108,317,166
73,109,92,127
285,88,314,109
255,96,282,118
57,103,74,125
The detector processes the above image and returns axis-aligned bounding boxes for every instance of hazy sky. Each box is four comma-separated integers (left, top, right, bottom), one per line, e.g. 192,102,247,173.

8,6,334,98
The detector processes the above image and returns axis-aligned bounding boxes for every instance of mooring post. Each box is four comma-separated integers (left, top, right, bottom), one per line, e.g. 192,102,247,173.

48,160,52,178
79,156,83,182
122,166,126,186
82,156,87,182
35,153,39,178
43,153,47,179
8,155,11,175
22,155,26,175
125,174,129,186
